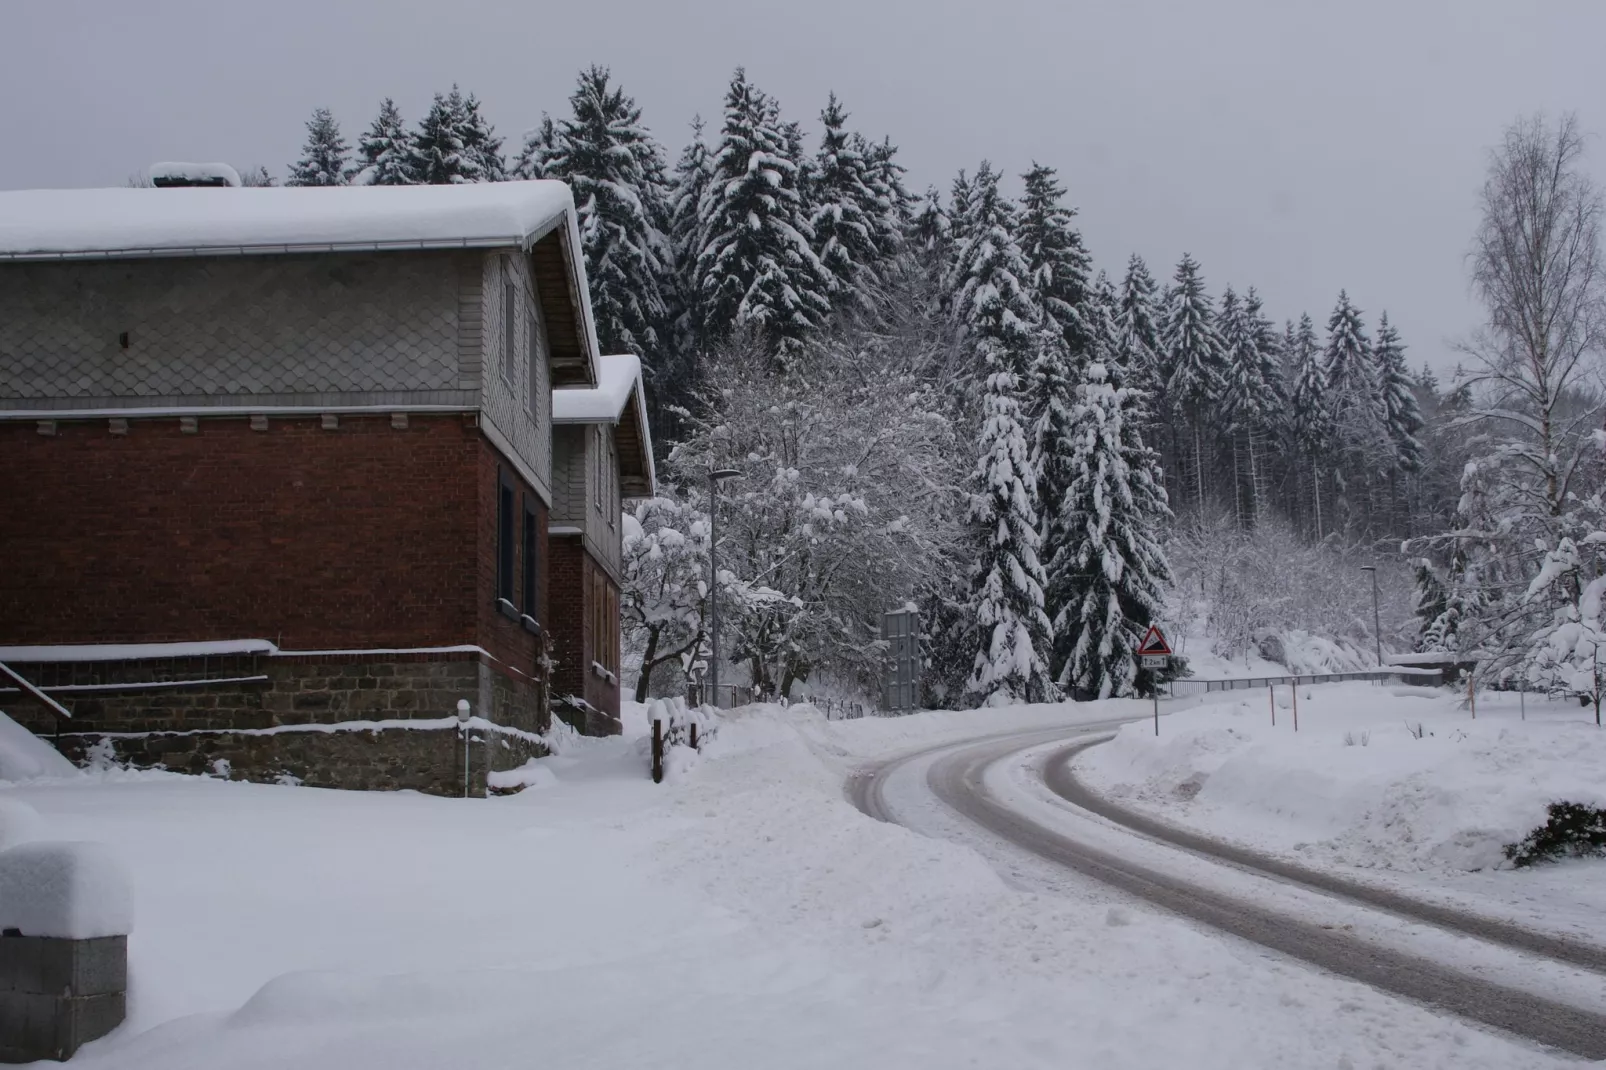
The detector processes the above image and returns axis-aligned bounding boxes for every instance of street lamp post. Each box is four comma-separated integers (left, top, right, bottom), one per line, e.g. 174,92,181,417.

707,468,742,708
1360,565,1382,667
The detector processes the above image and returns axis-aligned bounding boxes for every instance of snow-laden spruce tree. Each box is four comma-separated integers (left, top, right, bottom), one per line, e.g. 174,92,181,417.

1017,163,1094,367
809,94,883,303
1115,255,1164,412
286,108,350,187
541,66,669,359
1323,290,1381,426
1218,286,1281,523
510,114,558,179
1158,253,1227,518
355,98,414,185
456,88,505,181
944,162,1040,380
946,170,975,254
911,186,949,256
968,363,1056,705
694,69,832,362
1031,325,1094,684
1374,313,1424,474
1323,290,1390,535
1523,513,1606,721
1288,313,1333,536
1050,360,1174,698
860,133,910,257
406,86,502,184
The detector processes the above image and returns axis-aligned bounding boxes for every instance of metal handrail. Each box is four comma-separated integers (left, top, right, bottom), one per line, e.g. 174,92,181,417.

0,660,73,719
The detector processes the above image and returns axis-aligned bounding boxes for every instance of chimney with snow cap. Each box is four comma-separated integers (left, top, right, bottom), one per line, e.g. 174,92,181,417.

146,162,242,188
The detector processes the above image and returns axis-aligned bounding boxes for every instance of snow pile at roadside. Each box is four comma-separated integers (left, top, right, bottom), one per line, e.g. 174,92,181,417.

0,710,78,782
1077,684,1606,872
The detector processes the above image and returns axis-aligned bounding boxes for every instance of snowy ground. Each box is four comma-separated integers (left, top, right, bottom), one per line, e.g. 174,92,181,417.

0,698,1589,1068
1075,683,1606,946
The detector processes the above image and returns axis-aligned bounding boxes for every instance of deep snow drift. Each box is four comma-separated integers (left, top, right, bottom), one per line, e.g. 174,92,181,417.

0,699,1580,1068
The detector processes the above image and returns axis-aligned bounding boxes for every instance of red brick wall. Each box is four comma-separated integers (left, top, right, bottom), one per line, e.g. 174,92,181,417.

548,535,588,701
0,415,547,686
546,535,619,718
472,435,547,686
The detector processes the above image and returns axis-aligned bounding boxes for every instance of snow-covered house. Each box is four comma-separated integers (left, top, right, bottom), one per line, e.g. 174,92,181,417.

549,354,655,733
0,181,646,793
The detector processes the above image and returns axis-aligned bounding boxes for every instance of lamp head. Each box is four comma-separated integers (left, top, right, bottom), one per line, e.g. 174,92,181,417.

710,468,742,482
456,699,471,722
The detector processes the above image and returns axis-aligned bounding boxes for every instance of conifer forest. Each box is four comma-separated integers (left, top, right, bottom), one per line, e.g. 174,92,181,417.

266,72,1606,710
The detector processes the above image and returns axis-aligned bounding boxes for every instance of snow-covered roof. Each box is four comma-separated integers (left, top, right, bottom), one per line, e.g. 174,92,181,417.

0,180,601,388
0,181,577,260
553,353,640,424
148,161,242,187
1387,651,1476,666
553,353,656,497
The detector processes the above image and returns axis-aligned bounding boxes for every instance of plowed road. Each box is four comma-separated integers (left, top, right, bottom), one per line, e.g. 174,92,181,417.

849,723,1606,1060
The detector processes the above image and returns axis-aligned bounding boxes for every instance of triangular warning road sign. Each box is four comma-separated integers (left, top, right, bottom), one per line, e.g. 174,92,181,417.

1136,625,1171,657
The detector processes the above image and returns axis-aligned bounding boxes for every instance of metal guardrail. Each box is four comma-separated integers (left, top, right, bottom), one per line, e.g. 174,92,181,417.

1169,668,1443,697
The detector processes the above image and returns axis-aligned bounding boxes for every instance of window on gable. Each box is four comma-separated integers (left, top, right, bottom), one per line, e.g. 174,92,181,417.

593,428,603,510
497,467,516,605
522,497,539,618
607,438,616,529
502,261,517,389
526,307,540,418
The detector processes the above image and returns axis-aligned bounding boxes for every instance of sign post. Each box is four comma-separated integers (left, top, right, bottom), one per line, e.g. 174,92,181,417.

1135,626,1172,737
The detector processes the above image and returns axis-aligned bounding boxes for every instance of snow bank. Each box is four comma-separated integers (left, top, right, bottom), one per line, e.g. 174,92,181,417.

0,840,133,938
0,797,43,848
1078,685,1606,872
486,759,558,793
0,710,77,781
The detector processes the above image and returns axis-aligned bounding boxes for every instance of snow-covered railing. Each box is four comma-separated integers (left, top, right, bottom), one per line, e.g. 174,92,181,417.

648,697,716,783
1170,668,1443,697
813,697,867,721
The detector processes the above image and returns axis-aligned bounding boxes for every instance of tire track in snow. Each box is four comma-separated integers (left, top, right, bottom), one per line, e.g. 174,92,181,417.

853,728,1606,1061
1043,735,1606,975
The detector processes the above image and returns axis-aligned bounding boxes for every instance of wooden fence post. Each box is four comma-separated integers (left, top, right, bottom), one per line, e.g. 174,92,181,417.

651,719,664,783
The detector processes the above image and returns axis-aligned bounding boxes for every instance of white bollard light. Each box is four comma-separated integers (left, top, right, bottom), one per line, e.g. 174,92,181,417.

456,700,471,798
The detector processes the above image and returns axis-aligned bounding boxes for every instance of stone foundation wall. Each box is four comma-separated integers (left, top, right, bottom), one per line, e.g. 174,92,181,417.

1,652,548,796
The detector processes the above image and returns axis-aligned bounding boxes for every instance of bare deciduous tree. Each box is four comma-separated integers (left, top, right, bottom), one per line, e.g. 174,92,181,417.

1445,113,1606,676
1462,113,1605,528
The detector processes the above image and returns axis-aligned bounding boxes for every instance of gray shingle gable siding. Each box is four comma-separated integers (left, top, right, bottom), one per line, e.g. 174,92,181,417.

0,253,463,403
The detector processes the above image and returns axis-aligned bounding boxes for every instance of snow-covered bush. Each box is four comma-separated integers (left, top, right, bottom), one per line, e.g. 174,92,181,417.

1169,511,1413,666
668,336,964,700
1503,802,1606,867
621,492,711,703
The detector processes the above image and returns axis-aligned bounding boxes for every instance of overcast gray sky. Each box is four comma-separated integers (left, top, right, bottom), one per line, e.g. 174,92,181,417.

5,0,1605,375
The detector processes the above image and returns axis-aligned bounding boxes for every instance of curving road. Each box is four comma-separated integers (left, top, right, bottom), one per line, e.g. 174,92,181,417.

850,724,1606,1061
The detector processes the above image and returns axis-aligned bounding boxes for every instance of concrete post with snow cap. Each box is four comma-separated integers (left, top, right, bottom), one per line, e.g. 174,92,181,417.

0,841,132,1062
